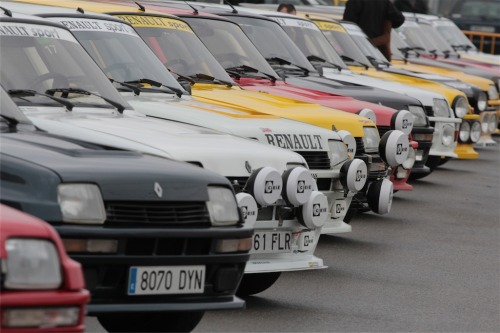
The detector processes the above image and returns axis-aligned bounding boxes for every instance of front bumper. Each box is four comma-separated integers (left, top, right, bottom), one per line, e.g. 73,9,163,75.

246,223,325,273
428,117,461,158
55,225,252,316
0,290,89,333
475,109,499,147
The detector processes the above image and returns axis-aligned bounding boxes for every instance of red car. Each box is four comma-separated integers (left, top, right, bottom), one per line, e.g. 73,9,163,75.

0,205,89,333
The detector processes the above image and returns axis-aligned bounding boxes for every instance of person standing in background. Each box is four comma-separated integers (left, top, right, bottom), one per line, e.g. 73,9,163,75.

343,0,405,61
277,3,297,15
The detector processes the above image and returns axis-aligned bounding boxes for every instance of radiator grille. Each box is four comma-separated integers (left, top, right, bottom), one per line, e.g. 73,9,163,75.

296,151,331,170
105,202,211,226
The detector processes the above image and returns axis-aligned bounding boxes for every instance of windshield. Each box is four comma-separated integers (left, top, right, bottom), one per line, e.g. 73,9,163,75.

419,23,458,56
182,17,279,77
314,20,373,67
452,0,500,20
51,17,183,90
230,16,317,75
116,15,233,82
390,30,412,60
435,23,476,51
0,87,32,124
271,16,347,69
0,22,129,109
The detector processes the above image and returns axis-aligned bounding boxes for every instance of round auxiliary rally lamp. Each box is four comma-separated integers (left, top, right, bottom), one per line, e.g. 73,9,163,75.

298,191,329,229
337,130,357,156
246,167,283,206
340,159,368,192
235,193,258,228
379,130,410,167
281,166,315,206
367,178,394,215
391,110,414,135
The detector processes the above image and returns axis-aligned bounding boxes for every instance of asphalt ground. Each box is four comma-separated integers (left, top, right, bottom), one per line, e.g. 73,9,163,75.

86,138,499,333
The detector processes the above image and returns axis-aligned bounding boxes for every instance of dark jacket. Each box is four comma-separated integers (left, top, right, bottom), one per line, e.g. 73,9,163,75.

343,0,405,39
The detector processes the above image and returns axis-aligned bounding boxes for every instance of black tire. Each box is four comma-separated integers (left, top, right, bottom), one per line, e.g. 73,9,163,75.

425,156,442,172
97,311,205,333
236,272,281,297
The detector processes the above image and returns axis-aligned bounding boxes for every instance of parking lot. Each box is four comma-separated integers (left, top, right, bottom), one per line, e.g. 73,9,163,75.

85,139,499,333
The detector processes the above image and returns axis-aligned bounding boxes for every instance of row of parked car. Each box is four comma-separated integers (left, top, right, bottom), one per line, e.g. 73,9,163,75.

0,1,498,332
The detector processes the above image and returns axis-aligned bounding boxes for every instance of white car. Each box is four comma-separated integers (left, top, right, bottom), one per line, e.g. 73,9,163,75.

9,3,379,233
0,12,368,296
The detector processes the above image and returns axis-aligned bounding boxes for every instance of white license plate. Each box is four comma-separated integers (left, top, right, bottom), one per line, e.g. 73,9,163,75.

297,230,315,252
470,25,495,33
128,265,205,295
251,231,292,254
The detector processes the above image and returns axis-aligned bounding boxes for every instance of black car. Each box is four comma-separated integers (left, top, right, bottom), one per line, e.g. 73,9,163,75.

0,87,252,333
448,0,500,54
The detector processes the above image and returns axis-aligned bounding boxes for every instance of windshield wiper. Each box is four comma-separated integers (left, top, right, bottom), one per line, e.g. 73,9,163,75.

110,79,142,95
45,87,125,113
266,57,310,76
366,55,390,68
124,78,185,98
339,55,370,69
306,55,344,71
8,89,75,111
187,73,234,88
225,65,277,82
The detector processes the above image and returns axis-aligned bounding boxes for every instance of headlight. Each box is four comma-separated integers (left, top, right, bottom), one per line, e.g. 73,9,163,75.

408,105,428,126
476,91,488,111
357,108,377,124
432,98,451,118
488,113,498,133
441,124,455,146
470,121,481,143
459,121,471,142
362,126,380,153
207,186,240,226
452,96,469,118
328,140,349,166
58,184,106,224
481,112,491,134
488,84,499,100
5,238,61,289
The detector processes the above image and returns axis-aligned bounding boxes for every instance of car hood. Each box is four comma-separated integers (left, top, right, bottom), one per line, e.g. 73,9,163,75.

191,84,374,137
235,79,398,126
20,106,306,177
1,129,226,201
122,92,341,151
289,71,430,109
